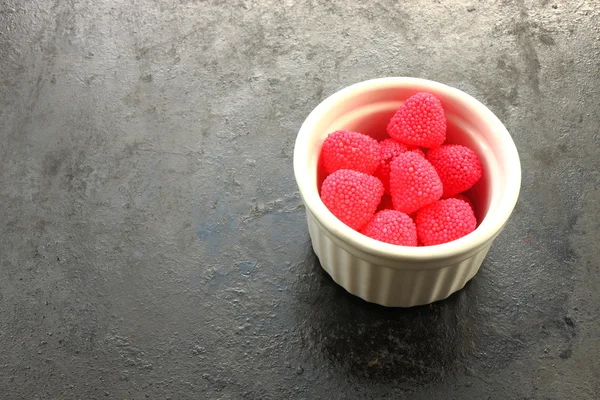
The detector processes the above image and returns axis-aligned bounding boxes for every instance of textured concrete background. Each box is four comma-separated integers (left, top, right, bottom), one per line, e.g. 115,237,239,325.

1,0,599,398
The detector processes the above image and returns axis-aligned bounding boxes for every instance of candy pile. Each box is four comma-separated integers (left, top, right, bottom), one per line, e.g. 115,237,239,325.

319,92,483,246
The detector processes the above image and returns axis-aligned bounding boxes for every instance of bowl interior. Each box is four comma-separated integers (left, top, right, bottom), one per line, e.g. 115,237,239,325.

315,101,493,223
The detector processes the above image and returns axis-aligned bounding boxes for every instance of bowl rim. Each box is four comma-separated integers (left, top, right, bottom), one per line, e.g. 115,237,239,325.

293,77,521,266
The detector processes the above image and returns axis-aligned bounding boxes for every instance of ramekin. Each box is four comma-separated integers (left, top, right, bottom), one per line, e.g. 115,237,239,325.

293,77,521,307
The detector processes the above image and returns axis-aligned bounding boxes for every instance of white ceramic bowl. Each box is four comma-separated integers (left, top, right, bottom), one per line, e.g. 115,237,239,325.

293,77,521,307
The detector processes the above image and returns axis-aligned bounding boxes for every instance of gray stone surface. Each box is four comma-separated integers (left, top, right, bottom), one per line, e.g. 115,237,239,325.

1,0,599,398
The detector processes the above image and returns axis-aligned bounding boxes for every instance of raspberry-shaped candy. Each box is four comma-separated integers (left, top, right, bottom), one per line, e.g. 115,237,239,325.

416,198,477,246
427,144,483,197
374,139,409,193
374,139,427,193
453,194,475,214
361,210,417,246
411,147,427,158
321,130,380,175
389,152,443,214
321,169,384,231
387,92,446,148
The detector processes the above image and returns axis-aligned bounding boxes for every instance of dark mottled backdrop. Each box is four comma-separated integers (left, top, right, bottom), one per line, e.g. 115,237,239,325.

0,0,598,398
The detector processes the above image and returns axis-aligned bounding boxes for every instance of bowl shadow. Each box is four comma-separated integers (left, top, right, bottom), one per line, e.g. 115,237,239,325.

293,247,482,386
